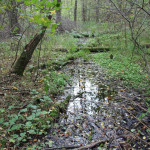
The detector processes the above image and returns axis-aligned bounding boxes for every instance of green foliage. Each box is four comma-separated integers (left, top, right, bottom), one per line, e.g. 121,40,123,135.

66,49,90,61
93,52,149,89
43,71,68,95
0,103,50,147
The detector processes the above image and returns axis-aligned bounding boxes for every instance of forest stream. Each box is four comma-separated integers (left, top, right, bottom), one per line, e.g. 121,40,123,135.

44,59,150,150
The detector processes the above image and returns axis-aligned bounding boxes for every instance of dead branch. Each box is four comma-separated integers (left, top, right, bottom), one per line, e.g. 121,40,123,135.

122,105,150,130
73,139,108,150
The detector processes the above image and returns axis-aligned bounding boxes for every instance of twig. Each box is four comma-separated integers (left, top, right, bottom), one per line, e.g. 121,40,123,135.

112,120,150,146
73,139,108,150
45,145,80,150
123,105,150,130
121,95,148,112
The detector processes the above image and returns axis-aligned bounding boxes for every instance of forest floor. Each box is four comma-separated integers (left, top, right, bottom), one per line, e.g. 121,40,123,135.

42,58,150,150
0,33,150,149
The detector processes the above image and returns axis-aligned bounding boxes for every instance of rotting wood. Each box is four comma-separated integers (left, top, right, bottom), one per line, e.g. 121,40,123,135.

48,95,71,121
76,47,110,52
142,43,150,49
54,47,110,53
54,48,68,52
11,15,52,76
28,60,73,72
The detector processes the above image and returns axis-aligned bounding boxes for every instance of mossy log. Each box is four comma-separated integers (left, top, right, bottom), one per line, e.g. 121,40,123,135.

28,60,73,72
48,95,71,121
73,32,95,38
55,47,110,53
54,48,68,52
76,47,110,52
142,44,150,49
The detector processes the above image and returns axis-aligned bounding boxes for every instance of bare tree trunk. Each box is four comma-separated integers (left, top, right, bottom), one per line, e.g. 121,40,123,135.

56,0,63,32
11,15,52,76
81,0,87,22
7,0,20,36
88,1,91,21
74,0,77,22
95,0,100,22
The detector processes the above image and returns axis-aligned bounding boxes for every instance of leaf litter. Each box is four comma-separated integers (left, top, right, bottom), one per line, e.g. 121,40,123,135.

43,59,150,150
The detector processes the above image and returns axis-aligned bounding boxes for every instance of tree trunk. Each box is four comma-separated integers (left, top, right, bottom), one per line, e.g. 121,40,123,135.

81,0,87,22
95,0,100,22
56,0,63,32
88,1,91,21
74,0,77,22
12,26,47,75
7,0,21,36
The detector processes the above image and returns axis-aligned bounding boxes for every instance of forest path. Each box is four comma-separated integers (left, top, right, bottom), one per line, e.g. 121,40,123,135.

43,59,149,150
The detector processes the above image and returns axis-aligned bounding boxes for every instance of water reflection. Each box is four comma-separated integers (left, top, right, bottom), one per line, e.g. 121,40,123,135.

66,62,111,122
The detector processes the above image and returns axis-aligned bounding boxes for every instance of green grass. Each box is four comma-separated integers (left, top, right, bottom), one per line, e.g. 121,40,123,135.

92,52,149,89
90,30,150,93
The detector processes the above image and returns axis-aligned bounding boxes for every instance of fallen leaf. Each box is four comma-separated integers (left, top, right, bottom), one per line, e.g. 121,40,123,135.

108,96,111,100
48,140,53,147
60,134,65,137
101,122,104,128
80,85,84,89
89,131,92,136
120,89,125,92
33,139,37,142
12,86,18,90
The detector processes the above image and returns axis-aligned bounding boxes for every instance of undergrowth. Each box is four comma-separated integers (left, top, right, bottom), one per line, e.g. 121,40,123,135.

0,67,70,149
0,21,150,149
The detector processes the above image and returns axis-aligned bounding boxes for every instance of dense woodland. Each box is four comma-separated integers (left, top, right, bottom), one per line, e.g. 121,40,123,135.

0,0,150,149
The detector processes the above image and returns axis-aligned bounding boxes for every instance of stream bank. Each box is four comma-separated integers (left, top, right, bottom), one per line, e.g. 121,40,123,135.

43,58,150,150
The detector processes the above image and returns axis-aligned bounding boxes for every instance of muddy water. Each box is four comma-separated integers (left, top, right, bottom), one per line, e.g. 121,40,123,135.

44,59,123,149
66,60,113,120
44,59,150,150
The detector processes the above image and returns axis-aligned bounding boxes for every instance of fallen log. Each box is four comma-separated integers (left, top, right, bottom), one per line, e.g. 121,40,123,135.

54,47,110,53
47,95,71,121
76,47,110,52
54,48,68,52
27,60,73,72
142,43,150,49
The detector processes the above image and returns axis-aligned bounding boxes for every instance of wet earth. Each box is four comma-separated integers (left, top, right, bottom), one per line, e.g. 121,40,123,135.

44,59,150,150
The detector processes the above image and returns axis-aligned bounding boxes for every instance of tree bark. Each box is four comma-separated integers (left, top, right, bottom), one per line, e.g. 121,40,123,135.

11,13,52,76
74,0,77,22
6,0,21,36
95,0,100,22
56,0,63,32
81,0,87,22
11,27,47,75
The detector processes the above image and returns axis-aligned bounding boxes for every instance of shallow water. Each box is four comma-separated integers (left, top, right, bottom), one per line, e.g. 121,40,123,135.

44,59,149,150
45,59,118,148
65,60,114,121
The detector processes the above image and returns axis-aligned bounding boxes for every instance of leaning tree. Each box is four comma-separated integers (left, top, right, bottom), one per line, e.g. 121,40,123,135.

11,0,59,75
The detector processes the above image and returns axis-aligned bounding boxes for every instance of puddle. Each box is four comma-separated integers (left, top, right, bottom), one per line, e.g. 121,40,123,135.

44,59,149,150
66,62,115,120
44,59,116,148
